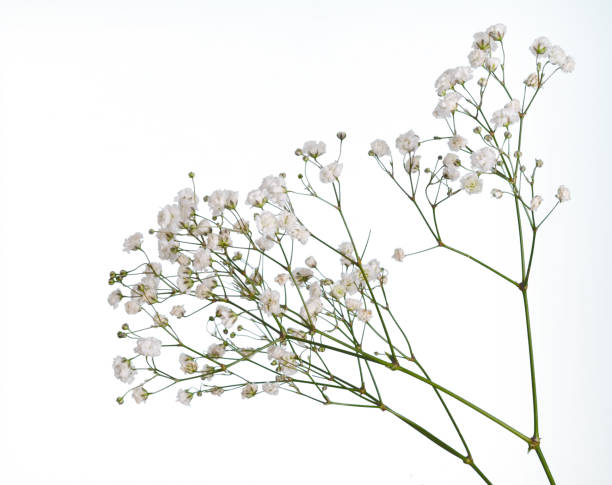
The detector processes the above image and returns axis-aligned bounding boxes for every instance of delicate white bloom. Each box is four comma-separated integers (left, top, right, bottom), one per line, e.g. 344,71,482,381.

556,185,571,202
309,282,322,299
267,345,286,361
338,241,354,265
241,383,258,399
461,173,483,194
434,69,453,96
177,254,190,267
246,189,267,208
486,23,507,41
194,219,212,236
452,66,473,85
201,364,215,381
157,204,182,232
491,188,503,199
548,45,567,66
404,155,421,173
530,195,543,211
107,289,122,308
363,259,381,282
195,278,216,299
470,147,497,172
262,382,279,395
216,305,238,329
123,232,143,253
151,314,167,327
345,298,362,312
124,300,141,315
158,237,179,262
290,224,310,245
259,289,282,316
561,56,575,73
292,267,314,285
134,337,162,357
443,165,460,181
275,273,290,286
303,140,326,158
132,386,148,404
113,356,136,384
370,139,391,157
319,161,343,184
330,282,347,299
255,211,279,238
468,49,488,68
492,99,521,129
448,135,467,152
207,343,225,358
305,256,317,268
300,297,322,322
210,386,224,396
530,36,551,56
473,31,497,51
177,389,193,406
443,153,460,168
256,236,275,251
219,227,233,245
524,72,539,88
484,56,501,72
357,309,373,322
170,305,185,318
433,92,463,119
392,248,406,262
208,190,238,217
395,130,420,155
193,248,211,271
175,188,198,219
179,353,198,374
259,175,288,206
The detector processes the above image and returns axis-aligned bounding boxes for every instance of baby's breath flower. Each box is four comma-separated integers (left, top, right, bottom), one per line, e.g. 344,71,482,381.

207,343,225,358
395,130,420,155
491,188,503,199
556,185,571,202
392,248,406,262
530,36,551,56
259,289,282,316
303,140,326,158
448,135,467,152
319,161,343,184
530,195,543,211
123,232,143,252
461,173,483,194
134,337,162,357
470,147,497,172
132,386,148,404
107,289,122,308
241,383,258,399
177,389,193,406
370,139,391,157
113,356,136,384
263,382,280,395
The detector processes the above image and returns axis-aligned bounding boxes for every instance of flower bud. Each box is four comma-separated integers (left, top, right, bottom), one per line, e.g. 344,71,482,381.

336,131,347,140
188,171,195,178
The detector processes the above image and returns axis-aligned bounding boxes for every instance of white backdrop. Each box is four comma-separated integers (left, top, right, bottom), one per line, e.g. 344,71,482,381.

1,1,610,484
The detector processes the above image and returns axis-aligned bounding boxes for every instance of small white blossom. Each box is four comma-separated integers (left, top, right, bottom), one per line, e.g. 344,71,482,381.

303,140,326,158
179,353,198,374
461,173,483,194
357,309,372,322
275,273,290,286
392,248,406,262
124,300,141,315
259,289,282,316
132,386,148,404
193,248,211,271
486,23,507,41
216,305,238,329
107,289,122,308
524,73,539,88
530,36,551,56
491,188,503,199
345,298,362,312
319,161,343,184
255,211,279,238
208,190,238,217
370,139,391,157
556,185,571,202
530,195,543,211
170,305,185,318
468,49,488,68
470,147,497,172
404,155,421,173
134,337,162,357
433,92,463,119
484,56,501,72
305,256,317,268
177,389,193,406
113,356,136,384
123,232,143,252
207,343,225,358
241,383,258,399
561,56,575,73
395,130,420,155
448,135,467,152
263,382,280,395
256,237,275,251
338,241,354,265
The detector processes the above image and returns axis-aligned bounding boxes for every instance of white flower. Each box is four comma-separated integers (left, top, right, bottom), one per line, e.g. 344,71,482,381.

208,190,239,217
303,140,326,158
433,92,463,119
175,188,198,219
392,248,406,262
134,337,162,357
524,72,539,88
491,99,521,129
470,147,497,172
246,189,266,207
484,56,501,72
170,305,186,318
448,135,467,152
530,36,551,56
468,49,488,68
548,45,567,66
179,353,198,374
345,298,361,311
404,155,421,173
275,273,290,286
263,382,280,395
256,237,275,251
259,175,288,206
255,211,279,238
395,130,420,155
207,343,225,358
292,267,314,285
319,161,343,184
216,305,238,329
195,278,216,299
132,386,148,404
330,282,347,299
259,289,282,316
210,386,224,396
241,383,258,399
562,56,575,73
152,314,168,327
461,173,483,194
113,356,136,384
194,219,212,236
556,185,571,202
443,165,460,181
370,139,391,157
473,31,497,51
486,23,506,41
123,232,143,252
530,195,543,211
491,188,503,199
305,256,317,268
357,309,372,322
124,300,141,315
338,241,354,265
452,66,473,85
177,389,193,406
193,248,211,271
107,289,122,308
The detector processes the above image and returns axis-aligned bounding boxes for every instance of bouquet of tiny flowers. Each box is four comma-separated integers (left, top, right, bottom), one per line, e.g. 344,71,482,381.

107,23,573,484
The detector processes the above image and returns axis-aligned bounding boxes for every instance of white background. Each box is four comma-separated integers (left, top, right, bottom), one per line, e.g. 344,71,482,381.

1,1,610,484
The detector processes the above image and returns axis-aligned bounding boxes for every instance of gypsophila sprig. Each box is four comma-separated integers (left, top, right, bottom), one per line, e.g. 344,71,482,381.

108,23,573,485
